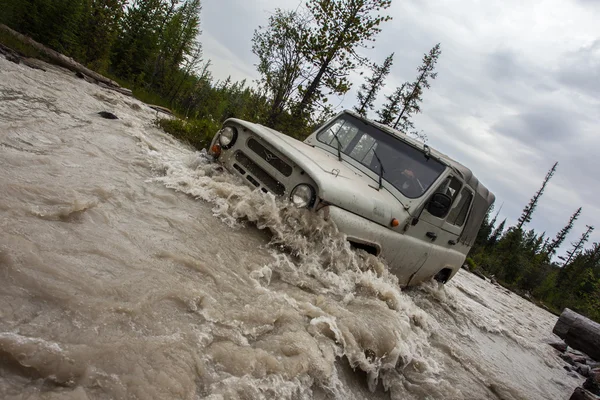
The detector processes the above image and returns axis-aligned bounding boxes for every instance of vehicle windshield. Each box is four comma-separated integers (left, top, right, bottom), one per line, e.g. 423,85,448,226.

317,114,446,198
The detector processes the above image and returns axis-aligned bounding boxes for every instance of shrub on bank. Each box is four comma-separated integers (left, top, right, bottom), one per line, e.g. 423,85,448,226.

157,118,219,151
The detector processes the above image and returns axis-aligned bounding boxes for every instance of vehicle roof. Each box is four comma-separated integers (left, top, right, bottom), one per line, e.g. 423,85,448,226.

342,110,495,245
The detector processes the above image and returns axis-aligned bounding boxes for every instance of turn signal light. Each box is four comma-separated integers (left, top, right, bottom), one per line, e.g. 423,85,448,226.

211,144,222,156
391,218,400,227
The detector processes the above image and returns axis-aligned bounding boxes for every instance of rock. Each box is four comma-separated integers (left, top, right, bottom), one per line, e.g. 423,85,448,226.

565,365,573,372
98,111,118,120
570,387,600,400
128,102,142,111
583,372,600,395
550,341,568,352
76,71,96,84
563,354,578,365
577,364,592,377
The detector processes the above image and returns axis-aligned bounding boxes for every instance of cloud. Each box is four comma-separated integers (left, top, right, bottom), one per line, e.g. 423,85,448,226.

199,0,600,250
557,39,600,97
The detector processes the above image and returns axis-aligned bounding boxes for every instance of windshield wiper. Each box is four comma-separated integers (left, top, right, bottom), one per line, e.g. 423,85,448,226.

332,132,343,161
372,150,385,190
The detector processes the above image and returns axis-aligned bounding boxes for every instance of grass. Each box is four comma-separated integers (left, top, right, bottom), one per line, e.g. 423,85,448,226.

156,118,219,151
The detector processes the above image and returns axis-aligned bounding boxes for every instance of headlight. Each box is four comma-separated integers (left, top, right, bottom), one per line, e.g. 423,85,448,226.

290,184,315,208
219,126,238,149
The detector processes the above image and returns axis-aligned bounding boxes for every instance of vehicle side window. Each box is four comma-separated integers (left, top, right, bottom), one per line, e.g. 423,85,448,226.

447,187,473,226
435,176,462,204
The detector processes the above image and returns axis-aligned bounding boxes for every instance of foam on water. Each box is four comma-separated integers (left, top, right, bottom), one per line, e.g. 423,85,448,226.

0,55,577,399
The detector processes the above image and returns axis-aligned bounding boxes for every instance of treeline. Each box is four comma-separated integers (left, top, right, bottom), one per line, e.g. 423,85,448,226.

469,163,599,322
1,0,445,147
0,0,273,149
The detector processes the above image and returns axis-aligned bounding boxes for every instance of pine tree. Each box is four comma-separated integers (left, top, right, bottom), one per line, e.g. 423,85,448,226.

517,162,558,229
377,84,405,126
546,207,582,256
561,225,595,266
294,0,392,119
353,53,394,118
393,43,442,131
488,218,506,247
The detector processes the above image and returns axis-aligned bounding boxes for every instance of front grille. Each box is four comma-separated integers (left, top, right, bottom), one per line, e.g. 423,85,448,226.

235,152,285,196
247,138,293,177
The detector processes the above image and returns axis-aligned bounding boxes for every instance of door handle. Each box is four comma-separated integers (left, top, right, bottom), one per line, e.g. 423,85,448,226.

448,240,457,245
426,232,437,241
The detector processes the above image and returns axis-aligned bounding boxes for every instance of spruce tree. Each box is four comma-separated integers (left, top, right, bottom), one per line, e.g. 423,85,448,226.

546,207,582,256
393,43,442,131
377,84,405,126
488,218,506,247
517,162,558,229
354,53,394,118
562,225,595,266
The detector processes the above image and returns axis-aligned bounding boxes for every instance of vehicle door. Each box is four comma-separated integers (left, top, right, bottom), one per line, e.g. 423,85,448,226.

391,175,462,283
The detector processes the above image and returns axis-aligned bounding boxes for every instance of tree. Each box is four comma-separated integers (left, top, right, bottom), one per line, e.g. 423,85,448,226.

392,43,441,132
294,0,393,119
112,0,166,80
252,9,310,125
561,225,595,266
546,207,582,256
377,84,405,126
79,0,127,71
516,162,558,229
488,218,506,247
353,53,394,118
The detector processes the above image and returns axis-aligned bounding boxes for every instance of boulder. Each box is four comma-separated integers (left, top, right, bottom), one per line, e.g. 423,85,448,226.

570,387,600,400
583,372,600,395
98,111,118,120
577,364,592,378
549,341,568,352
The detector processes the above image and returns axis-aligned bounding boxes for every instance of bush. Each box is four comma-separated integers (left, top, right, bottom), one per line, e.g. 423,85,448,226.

465,257,477,271
157,118,219,150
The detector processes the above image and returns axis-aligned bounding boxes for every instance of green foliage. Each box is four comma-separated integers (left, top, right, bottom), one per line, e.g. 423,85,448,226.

294,0,393,118
547,207,582,256
517,162,557,229
392,43,442,135
252,9,310,126
377,84,405,126
465,257,476,271
157,118,218,150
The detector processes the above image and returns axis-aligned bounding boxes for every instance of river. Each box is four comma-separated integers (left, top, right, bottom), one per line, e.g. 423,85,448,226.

0,56,581,399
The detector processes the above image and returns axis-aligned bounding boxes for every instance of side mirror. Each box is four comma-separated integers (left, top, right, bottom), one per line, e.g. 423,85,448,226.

427,193,452,218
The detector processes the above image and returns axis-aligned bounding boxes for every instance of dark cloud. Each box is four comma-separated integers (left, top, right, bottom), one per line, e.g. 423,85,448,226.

493,107,579,144
486,49,523,81
557,40,600,96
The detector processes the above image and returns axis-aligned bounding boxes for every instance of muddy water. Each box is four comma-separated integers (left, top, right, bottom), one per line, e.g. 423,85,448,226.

0,56,579,400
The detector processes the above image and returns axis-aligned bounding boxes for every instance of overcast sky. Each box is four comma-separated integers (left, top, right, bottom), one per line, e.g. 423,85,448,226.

200,0,600,257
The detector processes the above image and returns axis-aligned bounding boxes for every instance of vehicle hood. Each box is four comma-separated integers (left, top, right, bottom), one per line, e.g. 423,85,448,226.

229,119,411,227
